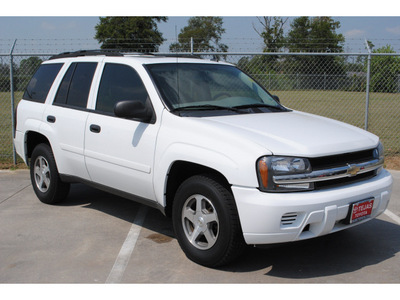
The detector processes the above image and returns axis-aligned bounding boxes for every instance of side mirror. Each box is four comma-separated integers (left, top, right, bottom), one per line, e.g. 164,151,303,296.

272,95,280,103
114,100,153,123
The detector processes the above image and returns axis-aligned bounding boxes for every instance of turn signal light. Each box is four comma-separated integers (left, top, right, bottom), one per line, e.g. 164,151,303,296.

258,158,269,189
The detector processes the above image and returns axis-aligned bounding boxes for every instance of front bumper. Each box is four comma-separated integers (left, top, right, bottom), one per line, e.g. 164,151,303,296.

232,169,393,245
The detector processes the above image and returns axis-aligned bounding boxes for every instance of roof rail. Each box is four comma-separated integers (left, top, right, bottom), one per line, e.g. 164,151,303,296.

49,50,124,60
151,53,202,59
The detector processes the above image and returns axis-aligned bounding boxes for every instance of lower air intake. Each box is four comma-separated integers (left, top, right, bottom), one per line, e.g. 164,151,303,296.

281,213,298,226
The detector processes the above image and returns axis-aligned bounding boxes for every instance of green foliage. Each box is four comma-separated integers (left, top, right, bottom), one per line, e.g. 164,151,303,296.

0,63,10,92
253,17,288,72
241,16,347,83
0,57,43,92
286,17,345,77
370,45,400,93
17,57,43,91
255,17,287,53
287,16,344,53
169,17,228,53
95,17,167,52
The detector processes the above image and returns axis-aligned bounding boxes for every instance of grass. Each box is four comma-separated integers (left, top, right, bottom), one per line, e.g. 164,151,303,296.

0,91,23,167
1,90,399,169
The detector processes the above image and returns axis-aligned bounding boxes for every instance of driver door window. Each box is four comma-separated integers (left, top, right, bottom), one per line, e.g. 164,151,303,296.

96,63,149,114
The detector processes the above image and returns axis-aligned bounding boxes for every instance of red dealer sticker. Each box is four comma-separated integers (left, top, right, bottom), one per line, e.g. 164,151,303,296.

349,198,374,224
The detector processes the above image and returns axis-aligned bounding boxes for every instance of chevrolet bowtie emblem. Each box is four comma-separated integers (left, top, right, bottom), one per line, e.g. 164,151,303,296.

347,164,361,177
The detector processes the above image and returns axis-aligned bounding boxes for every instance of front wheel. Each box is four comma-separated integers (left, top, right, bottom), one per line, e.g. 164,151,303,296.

30,143,70,204
172,175,245,267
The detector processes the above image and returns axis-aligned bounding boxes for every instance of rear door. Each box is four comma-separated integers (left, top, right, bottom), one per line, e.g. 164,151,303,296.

43,61,98,180
84,62,159,201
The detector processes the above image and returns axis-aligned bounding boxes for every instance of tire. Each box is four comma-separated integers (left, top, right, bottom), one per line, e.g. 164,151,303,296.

30,143,70,204
172,174,246,268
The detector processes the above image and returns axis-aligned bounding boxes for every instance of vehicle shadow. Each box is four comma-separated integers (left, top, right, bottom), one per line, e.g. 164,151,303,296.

222,218,400,279
60,183,175,237
62,183,400,279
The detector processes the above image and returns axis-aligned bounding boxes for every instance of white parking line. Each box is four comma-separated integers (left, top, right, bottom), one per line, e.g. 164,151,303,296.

106,205,148,283
384,209,400,225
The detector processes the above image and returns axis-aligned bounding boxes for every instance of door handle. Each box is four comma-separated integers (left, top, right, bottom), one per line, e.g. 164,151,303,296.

47,115,56,123
90,124,101,133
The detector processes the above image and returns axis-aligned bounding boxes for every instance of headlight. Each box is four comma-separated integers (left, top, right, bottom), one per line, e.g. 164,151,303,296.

257,156,313,192
373,142,384,161
373,141,384,174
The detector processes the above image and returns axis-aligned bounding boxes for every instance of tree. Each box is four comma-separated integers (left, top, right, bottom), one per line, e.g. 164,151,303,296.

370,45,400,93
169,17,228,53
254,17,288,53
285,17,345,89
287,16,344,53
252,17,288,72
94,17,167,52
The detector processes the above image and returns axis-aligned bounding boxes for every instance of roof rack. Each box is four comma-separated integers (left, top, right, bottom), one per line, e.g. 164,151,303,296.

49,50,124,60
49,50,205,61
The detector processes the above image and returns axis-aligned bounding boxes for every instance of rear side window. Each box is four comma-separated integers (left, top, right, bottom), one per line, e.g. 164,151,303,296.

23,63,63,103
54,62,97,108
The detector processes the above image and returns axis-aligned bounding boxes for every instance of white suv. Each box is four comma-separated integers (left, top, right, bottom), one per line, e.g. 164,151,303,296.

14,50,393,267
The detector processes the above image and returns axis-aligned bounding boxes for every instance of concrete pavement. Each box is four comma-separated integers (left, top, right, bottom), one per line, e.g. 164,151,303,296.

0,169,399,283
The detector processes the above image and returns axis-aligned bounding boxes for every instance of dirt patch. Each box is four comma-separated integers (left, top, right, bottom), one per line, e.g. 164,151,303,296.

385,156,400,171
0,162,28,170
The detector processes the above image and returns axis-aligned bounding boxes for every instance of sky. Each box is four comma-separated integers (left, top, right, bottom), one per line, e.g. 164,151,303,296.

1,1,400,54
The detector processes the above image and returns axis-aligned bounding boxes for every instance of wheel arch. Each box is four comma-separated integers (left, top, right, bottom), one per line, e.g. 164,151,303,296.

164,160,231,218
25,131,51,166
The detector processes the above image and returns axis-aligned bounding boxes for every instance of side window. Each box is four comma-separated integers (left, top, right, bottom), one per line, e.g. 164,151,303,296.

54,62,97,108
96,63,149,114
23,63,63,103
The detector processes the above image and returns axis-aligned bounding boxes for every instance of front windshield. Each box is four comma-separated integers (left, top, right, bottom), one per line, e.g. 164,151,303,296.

146,63,283,113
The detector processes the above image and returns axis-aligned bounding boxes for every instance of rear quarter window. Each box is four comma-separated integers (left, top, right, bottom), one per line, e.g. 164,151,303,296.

23,63,63,103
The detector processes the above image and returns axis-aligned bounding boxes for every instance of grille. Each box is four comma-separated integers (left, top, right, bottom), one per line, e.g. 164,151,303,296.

309,149,375,171
314,171,376,190
310,148,377,189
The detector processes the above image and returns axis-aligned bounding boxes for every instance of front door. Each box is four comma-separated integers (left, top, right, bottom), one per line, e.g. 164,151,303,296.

84,63,159,201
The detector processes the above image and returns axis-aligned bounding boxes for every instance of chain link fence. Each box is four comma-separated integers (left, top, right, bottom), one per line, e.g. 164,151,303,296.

1,42,399,167
231,52,400,157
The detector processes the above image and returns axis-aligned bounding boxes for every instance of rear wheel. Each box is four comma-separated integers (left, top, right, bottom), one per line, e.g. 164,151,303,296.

30,143,70,204
172,174,245,267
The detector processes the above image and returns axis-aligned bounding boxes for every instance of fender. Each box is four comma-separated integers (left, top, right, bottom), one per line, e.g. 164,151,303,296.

18,118,44,163
153,142,236,205
153,141,263,208
152,110,271,207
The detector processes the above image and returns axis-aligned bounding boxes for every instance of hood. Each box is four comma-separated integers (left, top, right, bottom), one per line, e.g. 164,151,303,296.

203,111,378,157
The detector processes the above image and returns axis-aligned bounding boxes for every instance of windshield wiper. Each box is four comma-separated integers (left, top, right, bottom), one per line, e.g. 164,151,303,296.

171,105,242,113
233,103,284,110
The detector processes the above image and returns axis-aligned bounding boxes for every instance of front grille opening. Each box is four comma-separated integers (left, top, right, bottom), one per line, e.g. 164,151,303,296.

310,149,375,171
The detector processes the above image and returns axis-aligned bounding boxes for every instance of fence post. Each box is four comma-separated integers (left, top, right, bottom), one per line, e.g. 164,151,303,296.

364,39,371,131
9,39,17,165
